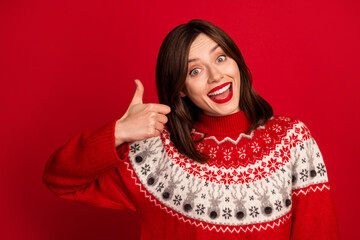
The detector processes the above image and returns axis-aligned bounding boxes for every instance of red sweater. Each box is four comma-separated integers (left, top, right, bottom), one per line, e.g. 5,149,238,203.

43,111,339,239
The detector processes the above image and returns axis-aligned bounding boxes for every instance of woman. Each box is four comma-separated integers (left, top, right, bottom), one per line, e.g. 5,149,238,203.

43,19,339,239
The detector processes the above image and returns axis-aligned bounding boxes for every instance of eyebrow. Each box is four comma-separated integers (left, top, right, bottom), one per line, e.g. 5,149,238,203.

187,45,219,63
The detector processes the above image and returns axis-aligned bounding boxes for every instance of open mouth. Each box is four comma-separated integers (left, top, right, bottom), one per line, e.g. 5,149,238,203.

207,82,232,102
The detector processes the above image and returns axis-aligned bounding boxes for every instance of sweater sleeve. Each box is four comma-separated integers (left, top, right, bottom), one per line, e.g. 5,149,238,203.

42,119,136,211
289,121,339,239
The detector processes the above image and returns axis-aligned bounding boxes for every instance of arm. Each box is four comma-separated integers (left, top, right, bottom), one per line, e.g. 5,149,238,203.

42,80,171,211
290,121,339,239
42,119,136,210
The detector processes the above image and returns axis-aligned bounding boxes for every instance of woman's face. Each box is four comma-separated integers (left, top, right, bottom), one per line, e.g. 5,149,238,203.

181,33,241,117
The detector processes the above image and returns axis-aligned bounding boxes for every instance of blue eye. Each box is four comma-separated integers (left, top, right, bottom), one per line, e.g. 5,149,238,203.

216,55,226,63
190,68,201,76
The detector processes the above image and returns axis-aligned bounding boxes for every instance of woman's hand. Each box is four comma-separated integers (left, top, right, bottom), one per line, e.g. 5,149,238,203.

114,79,171,148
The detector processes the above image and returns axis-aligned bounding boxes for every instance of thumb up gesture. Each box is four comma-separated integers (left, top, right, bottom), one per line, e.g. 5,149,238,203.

115,80,171,147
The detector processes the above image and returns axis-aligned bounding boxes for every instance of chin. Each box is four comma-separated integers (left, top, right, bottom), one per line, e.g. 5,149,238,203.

205,106,240,116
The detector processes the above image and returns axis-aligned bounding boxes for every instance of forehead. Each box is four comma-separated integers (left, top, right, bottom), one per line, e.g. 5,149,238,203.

188,34,218,57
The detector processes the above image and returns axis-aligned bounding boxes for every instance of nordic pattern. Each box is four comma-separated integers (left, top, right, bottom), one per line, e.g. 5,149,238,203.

127,117,330,229
184,116,301,169
161,120,316,185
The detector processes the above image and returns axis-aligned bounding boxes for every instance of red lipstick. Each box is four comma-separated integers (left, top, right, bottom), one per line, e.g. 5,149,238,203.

208,82,233,104
208,82,231,94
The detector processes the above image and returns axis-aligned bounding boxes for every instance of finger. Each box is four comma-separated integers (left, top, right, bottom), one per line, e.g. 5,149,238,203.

130,79,144,106
154,121,165,133
155,113,168,124
146,103,171,115
152,128,162,138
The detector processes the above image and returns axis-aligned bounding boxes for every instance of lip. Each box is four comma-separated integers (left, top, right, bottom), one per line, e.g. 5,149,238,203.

208,82,232,94
208,83,233,104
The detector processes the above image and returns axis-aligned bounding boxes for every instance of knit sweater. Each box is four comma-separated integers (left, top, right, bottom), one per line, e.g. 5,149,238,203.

43,111,339,239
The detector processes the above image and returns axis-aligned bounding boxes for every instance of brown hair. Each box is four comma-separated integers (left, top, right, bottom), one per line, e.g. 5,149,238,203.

156,19,273,163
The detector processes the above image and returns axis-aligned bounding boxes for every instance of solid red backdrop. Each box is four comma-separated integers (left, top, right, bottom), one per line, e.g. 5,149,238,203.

1,0,359,239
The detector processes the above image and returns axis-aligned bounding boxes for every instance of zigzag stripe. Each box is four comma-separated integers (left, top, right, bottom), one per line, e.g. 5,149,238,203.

124,160,291,233
292,183,330,197
191,125,265,145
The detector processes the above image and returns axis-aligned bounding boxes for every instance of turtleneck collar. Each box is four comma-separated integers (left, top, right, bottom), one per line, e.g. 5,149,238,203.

193,111,251,137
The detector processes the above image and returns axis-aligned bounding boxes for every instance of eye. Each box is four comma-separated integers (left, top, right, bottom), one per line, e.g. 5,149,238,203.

216,55,226,63
189,68,201,76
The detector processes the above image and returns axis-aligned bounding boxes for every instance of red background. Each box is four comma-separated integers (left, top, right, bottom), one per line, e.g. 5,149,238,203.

1,0,359,239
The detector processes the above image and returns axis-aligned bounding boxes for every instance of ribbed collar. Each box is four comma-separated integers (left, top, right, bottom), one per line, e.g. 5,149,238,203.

193,111,251,136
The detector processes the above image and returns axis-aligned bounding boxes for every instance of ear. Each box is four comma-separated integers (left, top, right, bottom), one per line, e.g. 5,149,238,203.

180,91,186,97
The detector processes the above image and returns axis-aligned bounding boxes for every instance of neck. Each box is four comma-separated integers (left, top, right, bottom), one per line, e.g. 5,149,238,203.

193,111,251,137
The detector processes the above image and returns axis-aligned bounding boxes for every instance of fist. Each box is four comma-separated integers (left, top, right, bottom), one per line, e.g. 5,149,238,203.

115,79,171,147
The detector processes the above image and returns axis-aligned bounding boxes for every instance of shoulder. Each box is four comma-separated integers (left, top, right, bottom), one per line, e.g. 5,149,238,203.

266,115,313,148
268,115,311,133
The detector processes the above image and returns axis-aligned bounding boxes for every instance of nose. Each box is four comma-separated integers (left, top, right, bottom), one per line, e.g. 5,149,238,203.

208,65,223,83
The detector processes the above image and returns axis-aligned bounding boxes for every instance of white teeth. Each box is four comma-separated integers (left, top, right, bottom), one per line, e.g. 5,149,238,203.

208,83,231,96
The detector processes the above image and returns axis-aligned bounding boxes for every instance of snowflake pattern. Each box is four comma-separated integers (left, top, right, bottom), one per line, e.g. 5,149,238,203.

249,206,259,218
275,200,282,211
262,133,272,144
280,146,290,161
272,124,282,133
317,163,326,176
267,158,281,173
253,166,267,180
130,143,140,153
196,204,205,215
173,194,182,206
222,208,232,219
156,182,164,192
300,169,308,182
141,164,150,175
209,147,217,159
251,141,261,153
237,171,251,184
197,143,205,153
238,147,247,159
223,149,232,161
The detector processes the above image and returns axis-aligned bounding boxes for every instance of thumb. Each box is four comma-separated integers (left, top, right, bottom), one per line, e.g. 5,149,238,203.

130,79,144,105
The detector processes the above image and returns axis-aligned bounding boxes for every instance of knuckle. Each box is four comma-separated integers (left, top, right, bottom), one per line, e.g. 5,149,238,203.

147,103,154,111
149,112,156,119
149,120,155,127
144,104,151,111
147,126,155,136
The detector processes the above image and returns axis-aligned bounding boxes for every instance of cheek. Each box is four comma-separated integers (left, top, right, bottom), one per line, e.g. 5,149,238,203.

185,80,204,98
226,61,240,76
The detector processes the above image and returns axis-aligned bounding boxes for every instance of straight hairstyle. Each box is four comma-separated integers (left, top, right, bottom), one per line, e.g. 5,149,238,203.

156,19,273,163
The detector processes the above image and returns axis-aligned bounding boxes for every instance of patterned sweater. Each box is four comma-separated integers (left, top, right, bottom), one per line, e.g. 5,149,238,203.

43,111,339,239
